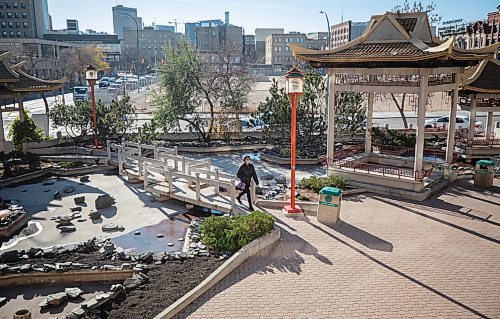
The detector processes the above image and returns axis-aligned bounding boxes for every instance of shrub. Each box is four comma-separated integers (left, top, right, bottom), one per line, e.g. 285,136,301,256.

8,109,45,151
199,211,274,252
300,175,347,193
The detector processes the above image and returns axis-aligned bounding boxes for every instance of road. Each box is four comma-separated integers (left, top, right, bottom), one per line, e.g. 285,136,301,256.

3,92,500,138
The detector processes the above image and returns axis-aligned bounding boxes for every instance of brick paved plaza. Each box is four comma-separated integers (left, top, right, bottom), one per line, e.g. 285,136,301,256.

176,179,500,319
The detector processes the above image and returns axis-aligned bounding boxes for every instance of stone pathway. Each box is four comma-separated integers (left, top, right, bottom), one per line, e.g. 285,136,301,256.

176,179,500,319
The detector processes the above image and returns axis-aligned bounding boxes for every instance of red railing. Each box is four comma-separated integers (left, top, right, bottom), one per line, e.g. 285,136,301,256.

319,144,365,166
456,138,500,148
332,158,433,181
373,144,447,160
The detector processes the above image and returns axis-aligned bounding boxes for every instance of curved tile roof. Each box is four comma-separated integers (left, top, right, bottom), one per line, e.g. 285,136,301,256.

462,59,500,94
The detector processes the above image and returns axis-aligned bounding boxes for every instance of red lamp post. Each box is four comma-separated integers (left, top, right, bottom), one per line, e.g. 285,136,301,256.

85,65,99,148
283,67,304,215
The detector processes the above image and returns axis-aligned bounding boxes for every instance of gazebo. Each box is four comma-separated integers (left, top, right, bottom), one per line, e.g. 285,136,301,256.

457,58,500,160
291,12,498,197
0,51,64,152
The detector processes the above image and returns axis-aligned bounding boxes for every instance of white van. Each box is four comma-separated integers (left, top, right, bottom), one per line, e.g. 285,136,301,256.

72,86,89,101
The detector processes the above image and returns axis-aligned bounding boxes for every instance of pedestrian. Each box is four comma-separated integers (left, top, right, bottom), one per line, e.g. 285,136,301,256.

236,155,259,211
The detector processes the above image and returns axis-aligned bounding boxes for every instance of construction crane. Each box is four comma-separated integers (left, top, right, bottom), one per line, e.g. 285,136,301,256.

167,19,190,33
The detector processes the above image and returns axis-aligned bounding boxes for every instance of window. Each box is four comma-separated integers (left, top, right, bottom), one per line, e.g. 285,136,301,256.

13,2,18,8
285,38,288,43
0,2,3,8
2,31,7,37
6,2,11,8
23,22,27,28
8,22,13,28
9,31,14,37
285,46,289,52
456,118,464,123
1,22,5,28
7,12,12,18
15,22,19,28
16,31,21,37
24,31,28,37
274,46,278,52
22,12,27,18
274,37,278,43
300,38,304,43
21,2,25,8
278,37,282,43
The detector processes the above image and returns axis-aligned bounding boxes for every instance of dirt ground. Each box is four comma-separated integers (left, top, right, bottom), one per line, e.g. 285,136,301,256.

106,257,222,319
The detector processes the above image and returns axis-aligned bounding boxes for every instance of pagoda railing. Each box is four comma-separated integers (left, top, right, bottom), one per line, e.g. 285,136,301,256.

456,138,500,148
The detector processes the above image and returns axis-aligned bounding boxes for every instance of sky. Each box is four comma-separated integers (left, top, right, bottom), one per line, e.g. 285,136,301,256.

48,0,498,35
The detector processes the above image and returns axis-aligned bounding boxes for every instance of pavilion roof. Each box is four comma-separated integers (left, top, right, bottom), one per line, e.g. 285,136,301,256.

290,12,498,68
0,51,64,94
461,58,500,94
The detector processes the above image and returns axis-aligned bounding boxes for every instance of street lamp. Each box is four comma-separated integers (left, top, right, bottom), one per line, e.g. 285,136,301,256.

320,10,331,49
283,66,304,215
85,64,99,148
117,11,140,93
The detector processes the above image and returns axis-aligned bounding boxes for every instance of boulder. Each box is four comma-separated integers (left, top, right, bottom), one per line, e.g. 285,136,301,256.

74,196,86,205
260,174,275,181
79,176,90,182
65,287,84,299
139,252,153,263
1,250,19,263
102,223,124,232
46,292,68,307
0,296,6,307
89,210,101,220
274,175,287,184
95,195,115,209
63,187,75,194
123,275,144,290
53,191,62,200
59,226,76,233
71,306,85,317
42,180,55,186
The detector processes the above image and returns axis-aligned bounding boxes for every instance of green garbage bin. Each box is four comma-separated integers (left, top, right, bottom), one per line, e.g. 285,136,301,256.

318,187,342,225
474,160,495,187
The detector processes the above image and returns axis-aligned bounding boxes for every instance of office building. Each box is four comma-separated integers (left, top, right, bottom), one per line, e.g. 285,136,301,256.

255,28,284,63
196,22,242,53
0,0,50,39
243,34,256,63
154,25,175,32
306,32,329,50
112,5,142,39
265,32,306,71
122,27,182,71
66,19,79,34
330,21,368,48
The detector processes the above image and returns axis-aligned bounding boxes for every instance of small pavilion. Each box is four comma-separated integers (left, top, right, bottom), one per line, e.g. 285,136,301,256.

0,51,64,152
291,12,498,196
457,58,500,159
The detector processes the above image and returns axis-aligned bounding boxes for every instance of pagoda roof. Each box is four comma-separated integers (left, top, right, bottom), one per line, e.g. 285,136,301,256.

291,12,498,68
0,51,64,94
461,58,500,94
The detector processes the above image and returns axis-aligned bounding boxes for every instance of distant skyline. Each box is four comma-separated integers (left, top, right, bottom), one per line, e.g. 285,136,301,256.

48,0,498,35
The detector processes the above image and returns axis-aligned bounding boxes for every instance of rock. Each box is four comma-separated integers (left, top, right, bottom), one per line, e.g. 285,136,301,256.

1,250,19,263
77,219,87,222
123,275,144,290
255,186,263,195
39,299,49,308
71,306,85,317
28,247,42,258
19,264,31,273
56,218,72,226
74,196,86,205
274,175,287,184
157,233,164,238
53,191,62,199
89,210,101,219
65,287,84,299
153,252,165,262
0,264,9,273
261,174,275,181
100,241,115,254
95,195,115,209
63,187,75,194
0,296,6,307
139,252,153,263
177,237,184,241
81,297,99,309
189,243,197,249
121,263,132,270
134,231,141,235
47,292,68,306
43,180,55,186
167,242,174,247
70,206,82,212
110,284,125,292
59,225,76,233
102,223,124,232
79,176,90,182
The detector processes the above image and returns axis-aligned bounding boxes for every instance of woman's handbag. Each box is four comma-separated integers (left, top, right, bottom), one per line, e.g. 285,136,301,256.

235,181,246,191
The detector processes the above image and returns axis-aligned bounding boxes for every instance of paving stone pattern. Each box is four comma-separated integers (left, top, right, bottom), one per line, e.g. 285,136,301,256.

176,180,500,319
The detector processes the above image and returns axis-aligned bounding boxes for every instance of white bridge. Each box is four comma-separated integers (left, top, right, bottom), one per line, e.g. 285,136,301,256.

106,141,255,215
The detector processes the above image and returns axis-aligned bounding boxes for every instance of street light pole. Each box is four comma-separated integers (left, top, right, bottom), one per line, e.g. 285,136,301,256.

118,11,140,93
283,67,304,215
85,65,99,148
320,10,331,49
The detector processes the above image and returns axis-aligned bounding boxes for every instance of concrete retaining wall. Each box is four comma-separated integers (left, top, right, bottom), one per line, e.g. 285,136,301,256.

176,144,274,153
261,154,321,165
0,269,133,288
154,227,281,319
0,165,116,187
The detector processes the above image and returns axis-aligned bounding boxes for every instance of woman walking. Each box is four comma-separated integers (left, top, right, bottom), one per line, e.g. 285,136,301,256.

236,155,259,211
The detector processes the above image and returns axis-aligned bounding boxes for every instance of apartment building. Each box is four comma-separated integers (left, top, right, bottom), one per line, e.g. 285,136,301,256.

330,20,368,48
265,32,306,71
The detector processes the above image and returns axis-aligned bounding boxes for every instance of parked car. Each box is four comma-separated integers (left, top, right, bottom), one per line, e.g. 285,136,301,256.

424,115,484,134
109,77,117,82
72,86,89,101
98,79,110,88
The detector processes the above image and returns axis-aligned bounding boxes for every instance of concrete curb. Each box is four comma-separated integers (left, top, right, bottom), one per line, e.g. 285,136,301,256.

0,165,116,187
153,227,281,319
261,153,321,165
0,269,133,288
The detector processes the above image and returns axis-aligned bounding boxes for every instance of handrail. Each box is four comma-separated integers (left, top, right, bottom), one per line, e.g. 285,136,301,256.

332,158,432,181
